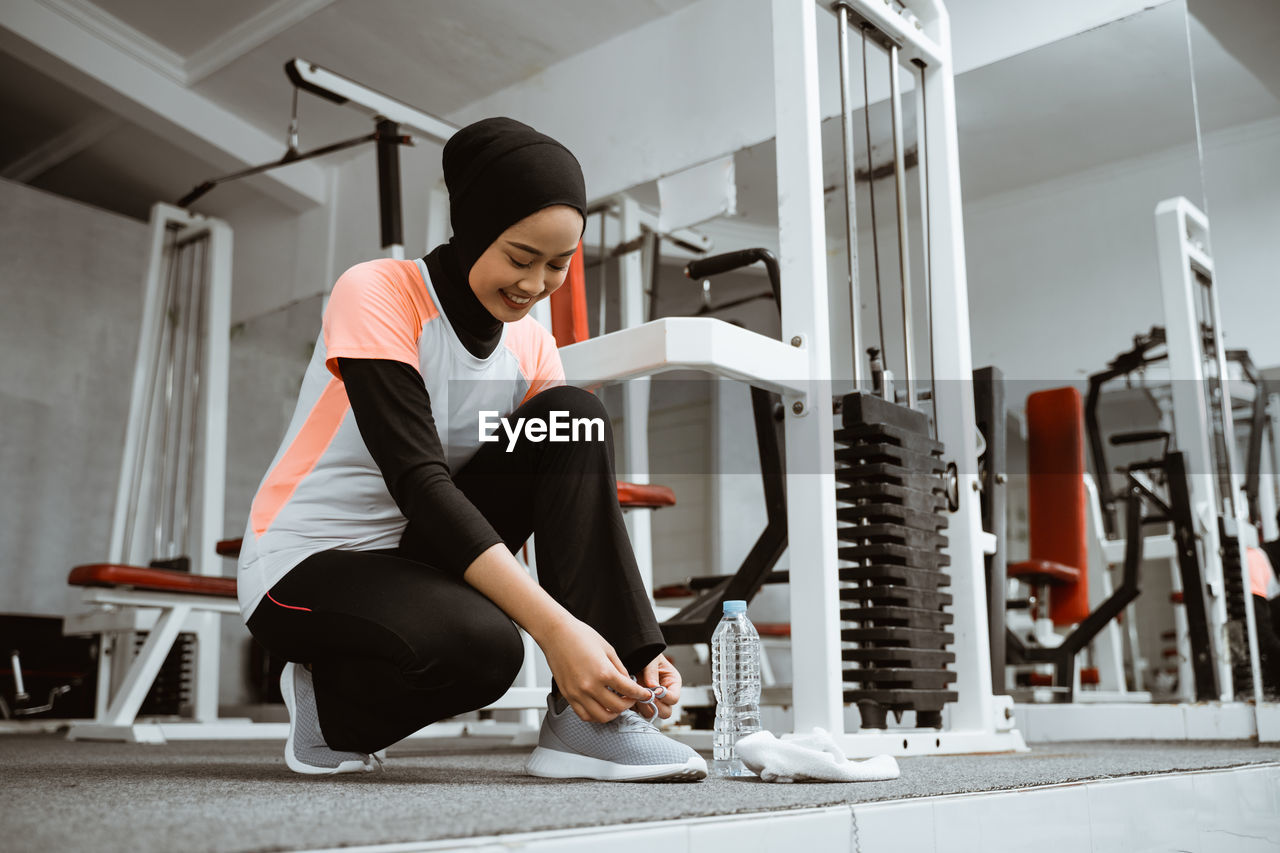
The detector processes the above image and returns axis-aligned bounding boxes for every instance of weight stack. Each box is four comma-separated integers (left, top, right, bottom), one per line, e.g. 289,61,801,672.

136,632,194,717
836,392,957,729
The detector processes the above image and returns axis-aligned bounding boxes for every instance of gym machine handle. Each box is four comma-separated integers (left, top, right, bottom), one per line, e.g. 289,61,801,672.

684,248,781,310
1108,430,1170,446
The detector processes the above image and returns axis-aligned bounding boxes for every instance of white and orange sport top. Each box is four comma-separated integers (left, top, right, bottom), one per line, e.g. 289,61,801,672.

235,257,564,618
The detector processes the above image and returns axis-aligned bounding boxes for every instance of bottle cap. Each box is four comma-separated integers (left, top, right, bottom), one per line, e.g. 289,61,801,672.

722,600,746,613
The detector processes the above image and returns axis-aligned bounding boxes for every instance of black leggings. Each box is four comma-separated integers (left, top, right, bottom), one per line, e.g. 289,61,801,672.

246,385,666,753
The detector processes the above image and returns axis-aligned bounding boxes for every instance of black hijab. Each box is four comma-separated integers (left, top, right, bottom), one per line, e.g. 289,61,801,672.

424,117,586,358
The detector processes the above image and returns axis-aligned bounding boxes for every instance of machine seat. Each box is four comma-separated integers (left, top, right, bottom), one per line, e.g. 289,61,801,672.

68,564,237,598
209,482,674,563
1008,558,1081,587
616,482,677,508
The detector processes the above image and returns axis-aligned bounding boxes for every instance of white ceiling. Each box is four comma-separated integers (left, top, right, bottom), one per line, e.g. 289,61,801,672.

0,0,1276,224
89,0,289,57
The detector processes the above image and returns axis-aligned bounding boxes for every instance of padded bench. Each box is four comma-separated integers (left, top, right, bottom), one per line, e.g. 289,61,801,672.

65,562,242,742
66,481,677,742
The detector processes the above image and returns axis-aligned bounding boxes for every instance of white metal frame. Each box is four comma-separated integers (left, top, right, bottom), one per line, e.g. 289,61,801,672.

1017,198,1277,743
1155,196,1265,708
557,0,1024,756
766,0,1023,755
66,203,234,742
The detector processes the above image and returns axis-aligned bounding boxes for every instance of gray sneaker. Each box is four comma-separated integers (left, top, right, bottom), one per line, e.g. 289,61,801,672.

525,691,707,781
281,662,379,776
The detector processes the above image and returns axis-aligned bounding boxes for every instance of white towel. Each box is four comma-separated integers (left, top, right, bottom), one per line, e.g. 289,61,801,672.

736,728,900,783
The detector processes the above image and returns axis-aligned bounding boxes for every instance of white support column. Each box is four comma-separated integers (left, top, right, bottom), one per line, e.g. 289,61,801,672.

617,196,655,598
425,183,450,256
192,216,233,722
914,0,997,735
772,0,841,736
1155,197,1235,701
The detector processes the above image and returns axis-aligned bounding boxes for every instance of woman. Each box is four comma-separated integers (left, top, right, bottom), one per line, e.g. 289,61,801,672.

236,117,706,781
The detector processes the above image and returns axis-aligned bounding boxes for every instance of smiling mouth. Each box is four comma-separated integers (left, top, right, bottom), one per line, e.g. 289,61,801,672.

502,290,533,306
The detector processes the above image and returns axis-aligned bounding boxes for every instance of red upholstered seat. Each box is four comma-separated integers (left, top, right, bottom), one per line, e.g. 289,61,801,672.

1021,387,1090,626
211,478,672,563
617,482,677,508
1008,558,1081,586
68,564,237,598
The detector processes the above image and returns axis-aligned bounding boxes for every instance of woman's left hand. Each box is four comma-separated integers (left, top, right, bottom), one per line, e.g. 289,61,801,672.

636,653,682,720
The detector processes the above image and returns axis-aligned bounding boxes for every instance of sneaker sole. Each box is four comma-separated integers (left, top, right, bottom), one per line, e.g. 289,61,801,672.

281,663,371,776
525,746,707,782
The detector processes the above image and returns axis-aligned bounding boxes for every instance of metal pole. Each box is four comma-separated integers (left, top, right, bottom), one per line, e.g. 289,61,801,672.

122,224,179,564
598,209,608,336
376,118,404,259
914,59,938,440
861,26,886,371
179,235,209,558
889,44,915,408
837,6,864,391
153,238,187,560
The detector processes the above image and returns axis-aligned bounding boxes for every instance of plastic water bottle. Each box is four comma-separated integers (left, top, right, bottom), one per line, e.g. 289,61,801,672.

710,599,761,777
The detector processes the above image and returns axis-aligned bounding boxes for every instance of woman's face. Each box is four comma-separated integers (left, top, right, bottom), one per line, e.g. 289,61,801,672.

469,204,583,321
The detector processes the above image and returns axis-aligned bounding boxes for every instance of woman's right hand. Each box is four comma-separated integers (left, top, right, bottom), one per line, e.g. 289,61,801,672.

538,617,654,723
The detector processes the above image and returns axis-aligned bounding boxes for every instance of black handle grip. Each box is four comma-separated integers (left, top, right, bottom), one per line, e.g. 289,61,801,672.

1109,430,1170,446
685,249,766,279
684,248,781,313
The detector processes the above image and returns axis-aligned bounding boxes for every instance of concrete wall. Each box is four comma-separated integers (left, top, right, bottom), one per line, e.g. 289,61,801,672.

0,177,328,702
1199,116,1280,370
0,179,148,617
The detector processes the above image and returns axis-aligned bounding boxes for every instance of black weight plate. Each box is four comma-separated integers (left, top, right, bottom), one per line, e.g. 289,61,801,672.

837,483,946,512
840,392,932,434
843,668,957,690
837,502,948,530
843,647,955,666
843,688,958,709
836,463,945,493
835,421,944,455
835,443,945,474
839,564,951,588
840,585,954,609
839,542,951,569
840,625,954,646
841,606,954,630
838,522,948,551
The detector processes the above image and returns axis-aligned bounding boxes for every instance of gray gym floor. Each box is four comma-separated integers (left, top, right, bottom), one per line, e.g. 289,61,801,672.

2,734,1278,852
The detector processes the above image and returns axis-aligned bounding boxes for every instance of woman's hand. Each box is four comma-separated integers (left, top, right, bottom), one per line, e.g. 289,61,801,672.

636,653,682,720
539,618,654,723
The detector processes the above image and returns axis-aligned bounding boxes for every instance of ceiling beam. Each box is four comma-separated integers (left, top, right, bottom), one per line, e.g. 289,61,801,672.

0,0,327,211
1190,0,1280,102
186,0,338,84
1,111,124,182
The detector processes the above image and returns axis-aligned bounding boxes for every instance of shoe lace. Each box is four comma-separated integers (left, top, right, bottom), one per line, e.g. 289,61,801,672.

612,681,667,733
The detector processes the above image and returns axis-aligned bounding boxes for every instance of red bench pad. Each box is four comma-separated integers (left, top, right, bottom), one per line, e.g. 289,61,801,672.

68,564,237,598
618,481,676,508
1008,558,1081,586
210,481,674,563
